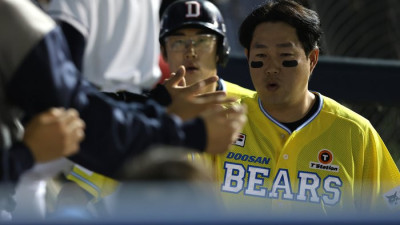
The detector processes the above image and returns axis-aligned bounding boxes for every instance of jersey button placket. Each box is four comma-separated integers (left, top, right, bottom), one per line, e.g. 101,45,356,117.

283,154,289,160
276,132,292,168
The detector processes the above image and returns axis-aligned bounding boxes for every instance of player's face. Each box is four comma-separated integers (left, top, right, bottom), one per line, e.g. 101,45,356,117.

163,28,218,93
246,22,318,111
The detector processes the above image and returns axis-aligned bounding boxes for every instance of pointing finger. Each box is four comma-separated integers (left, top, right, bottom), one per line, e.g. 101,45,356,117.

167,65,186,87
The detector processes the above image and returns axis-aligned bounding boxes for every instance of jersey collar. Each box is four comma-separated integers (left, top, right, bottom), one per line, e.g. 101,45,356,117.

258,92,324,134
216,78,226,92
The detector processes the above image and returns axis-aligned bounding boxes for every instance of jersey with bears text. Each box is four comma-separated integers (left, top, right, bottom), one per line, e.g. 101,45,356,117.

213,92,400,215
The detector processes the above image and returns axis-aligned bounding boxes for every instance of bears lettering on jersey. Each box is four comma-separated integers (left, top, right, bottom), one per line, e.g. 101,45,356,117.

221,162,343,206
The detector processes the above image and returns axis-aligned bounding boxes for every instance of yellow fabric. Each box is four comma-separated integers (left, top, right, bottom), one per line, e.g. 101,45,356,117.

212,92,400,214
188,81,255,179
223,81,256,99
66,165,120,202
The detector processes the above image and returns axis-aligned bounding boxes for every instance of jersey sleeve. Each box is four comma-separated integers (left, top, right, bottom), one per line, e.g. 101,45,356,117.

67,165,120,202
360,124,400,212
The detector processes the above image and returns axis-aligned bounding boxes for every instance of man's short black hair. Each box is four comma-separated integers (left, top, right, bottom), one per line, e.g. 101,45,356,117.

239,0,322,55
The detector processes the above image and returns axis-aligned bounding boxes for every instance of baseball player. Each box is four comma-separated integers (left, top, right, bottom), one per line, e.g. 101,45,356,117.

61,0,255,207
213,0,400,215
158,0,255,177
158,0,254,98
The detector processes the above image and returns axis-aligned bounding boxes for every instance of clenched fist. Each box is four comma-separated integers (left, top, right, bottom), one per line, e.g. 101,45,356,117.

23,108,85,163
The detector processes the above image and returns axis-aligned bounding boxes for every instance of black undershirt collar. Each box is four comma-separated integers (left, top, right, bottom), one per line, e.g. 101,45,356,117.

281,94,320,132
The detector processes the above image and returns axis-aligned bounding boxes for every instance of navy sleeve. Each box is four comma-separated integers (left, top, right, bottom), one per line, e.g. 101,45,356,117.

102,85,172,106
58,21,85,71
102,91,149,104
5,27,206,178
147,84,172,106
0,142,35,182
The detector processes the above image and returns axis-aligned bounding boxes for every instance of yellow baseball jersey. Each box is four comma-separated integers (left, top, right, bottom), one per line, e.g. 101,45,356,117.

67,80,255,201
213,92,400,215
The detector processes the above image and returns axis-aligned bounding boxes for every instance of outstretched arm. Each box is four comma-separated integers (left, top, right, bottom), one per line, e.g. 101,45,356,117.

2,0,246,178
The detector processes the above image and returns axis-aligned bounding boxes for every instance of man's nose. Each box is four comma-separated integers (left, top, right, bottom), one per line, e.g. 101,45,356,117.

264,59,280,75
184,42,197,59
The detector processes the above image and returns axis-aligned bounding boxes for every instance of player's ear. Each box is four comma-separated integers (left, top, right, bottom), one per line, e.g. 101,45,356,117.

308,48,319,74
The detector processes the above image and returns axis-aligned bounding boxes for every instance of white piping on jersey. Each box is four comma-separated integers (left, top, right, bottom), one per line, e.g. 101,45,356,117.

296,93,323,131
218,78,226,92
257,92,324,134
70,170,101,197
